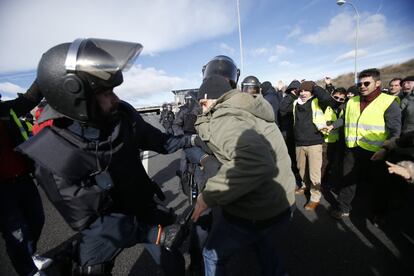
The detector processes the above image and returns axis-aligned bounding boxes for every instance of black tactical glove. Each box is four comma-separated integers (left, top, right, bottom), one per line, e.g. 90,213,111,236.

22,79,43,103
191,135,213,155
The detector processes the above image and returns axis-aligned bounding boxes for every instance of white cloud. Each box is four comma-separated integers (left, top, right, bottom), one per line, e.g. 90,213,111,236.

0,67,194,106
219,43,235,55
334,49,368,62
363,42,414,60
253,44,293,63
251,47,269,56
287,25,302,38
0,82,25,100
279,60,292,66
0,0,239,73
268,56,278,63
275,44,293,55
301,12,387,45
115,65,197,107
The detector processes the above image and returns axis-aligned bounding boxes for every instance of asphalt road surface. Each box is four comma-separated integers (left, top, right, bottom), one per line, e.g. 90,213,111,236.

1,113,413,276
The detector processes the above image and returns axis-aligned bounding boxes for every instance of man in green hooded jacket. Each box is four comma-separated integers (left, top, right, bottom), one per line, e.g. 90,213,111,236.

191,75,296,276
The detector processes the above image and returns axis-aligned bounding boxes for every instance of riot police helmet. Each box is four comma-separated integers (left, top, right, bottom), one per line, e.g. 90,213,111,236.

241,75,261,95
202,55,240,89
37,38,142,123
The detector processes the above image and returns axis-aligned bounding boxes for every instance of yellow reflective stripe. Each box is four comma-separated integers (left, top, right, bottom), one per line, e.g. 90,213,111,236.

359,137,384,147
25,121,33,132
344,123,385,131
9,109,29,141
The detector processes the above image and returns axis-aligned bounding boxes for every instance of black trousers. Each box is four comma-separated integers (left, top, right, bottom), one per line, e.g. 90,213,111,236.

0,176,45,276
337,147,389,214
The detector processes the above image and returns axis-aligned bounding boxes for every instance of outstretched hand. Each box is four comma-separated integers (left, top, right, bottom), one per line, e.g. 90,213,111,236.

191,194,209,222
320,125,334,134
386,161,411,181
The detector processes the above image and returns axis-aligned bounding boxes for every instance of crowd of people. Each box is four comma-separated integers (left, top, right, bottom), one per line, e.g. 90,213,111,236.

1,37,413,276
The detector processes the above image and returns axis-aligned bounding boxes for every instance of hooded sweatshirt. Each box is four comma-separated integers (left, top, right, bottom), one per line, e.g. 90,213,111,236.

261,83,283,126
195,90,296,220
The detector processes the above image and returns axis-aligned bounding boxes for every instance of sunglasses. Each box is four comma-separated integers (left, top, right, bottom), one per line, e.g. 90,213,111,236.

333,95,345,102
357,81,371,88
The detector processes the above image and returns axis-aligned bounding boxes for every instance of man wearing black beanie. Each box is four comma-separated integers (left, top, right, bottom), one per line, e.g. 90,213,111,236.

191,74,296,276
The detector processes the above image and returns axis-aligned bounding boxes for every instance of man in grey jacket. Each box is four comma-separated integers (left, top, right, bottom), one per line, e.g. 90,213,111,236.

191,75,296,276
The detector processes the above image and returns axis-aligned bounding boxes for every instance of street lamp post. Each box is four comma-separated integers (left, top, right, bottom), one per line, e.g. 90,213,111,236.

337,0,360,84
236,0,244,75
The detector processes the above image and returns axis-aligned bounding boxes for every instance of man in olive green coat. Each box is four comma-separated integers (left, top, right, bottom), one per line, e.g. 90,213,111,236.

191,75,296,276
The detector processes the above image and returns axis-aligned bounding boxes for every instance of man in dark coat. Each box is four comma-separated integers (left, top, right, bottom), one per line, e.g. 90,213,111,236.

16,38,207,275
0,82,53,275
260,81,283,126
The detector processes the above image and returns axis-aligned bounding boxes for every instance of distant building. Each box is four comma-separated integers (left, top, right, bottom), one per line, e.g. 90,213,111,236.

171,88,199,105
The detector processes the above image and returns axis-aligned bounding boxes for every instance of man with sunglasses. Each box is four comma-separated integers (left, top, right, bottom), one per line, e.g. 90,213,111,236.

329,68,401,224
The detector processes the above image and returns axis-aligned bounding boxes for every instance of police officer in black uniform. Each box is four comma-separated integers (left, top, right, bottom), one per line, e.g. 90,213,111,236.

16,38,205,275
172,92,201,136
160,103,175,135
241,76,261,96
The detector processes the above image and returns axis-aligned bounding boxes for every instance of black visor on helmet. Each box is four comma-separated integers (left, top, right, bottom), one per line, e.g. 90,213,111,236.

65,38,142,89
202,56,240,84
242,85,260,94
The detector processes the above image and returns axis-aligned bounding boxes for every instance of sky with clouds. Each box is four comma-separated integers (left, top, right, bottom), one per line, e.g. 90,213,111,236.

0,0,413,106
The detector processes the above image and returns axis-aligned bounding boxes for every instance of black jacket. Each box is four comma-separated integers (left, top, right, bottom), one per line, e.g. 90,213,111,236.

280,86,333,146
261,86,282,126
18,101,193,231
1,94,39,179
172,100,201,135
401,91,414,134
1,95,38,143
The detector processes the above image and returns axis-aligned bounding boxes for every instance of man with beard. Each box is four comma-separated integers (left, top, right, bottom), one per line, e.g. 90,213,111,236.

16,38,206,275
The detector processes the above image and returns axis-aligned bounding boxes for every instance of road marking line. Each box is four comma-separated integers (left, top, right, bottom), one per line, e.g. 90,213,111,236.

142,151,149,174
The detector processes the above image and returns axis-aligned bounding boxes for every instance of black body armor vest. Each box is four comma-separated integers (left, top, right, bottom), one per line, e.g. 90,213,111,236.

17,104,165,231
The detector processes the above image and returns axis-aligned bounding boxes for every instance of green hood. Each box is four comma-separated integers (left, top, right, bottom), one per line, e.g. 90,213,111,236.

212,90,275,123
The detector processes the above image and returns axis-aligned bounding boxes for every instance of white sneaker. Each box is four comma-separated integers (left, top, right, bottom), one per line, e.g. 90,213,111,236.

32,254,53,270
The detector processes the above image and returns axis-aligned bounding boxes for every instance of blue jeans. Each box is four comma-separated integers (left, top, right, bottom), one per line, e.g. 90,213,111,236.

0,176,45,276
203,209,292,276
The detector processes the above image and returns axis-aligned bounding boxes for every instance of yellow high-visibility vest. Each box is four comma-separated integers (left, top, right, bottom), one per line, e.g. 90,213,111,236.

344,93,396,152
9,109,29,141
293,98,326,131
25,121,33,133
324,106,339,143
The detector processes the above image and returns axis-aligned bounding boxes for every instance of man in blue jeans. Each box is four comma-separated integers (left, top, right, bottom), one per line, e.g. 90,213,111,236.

191,73,296,276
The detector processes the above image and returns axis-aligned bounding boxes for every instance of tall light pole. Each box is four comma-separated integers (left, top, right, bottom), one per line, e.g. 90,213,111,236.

337,0,359,84
236,0,244,75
